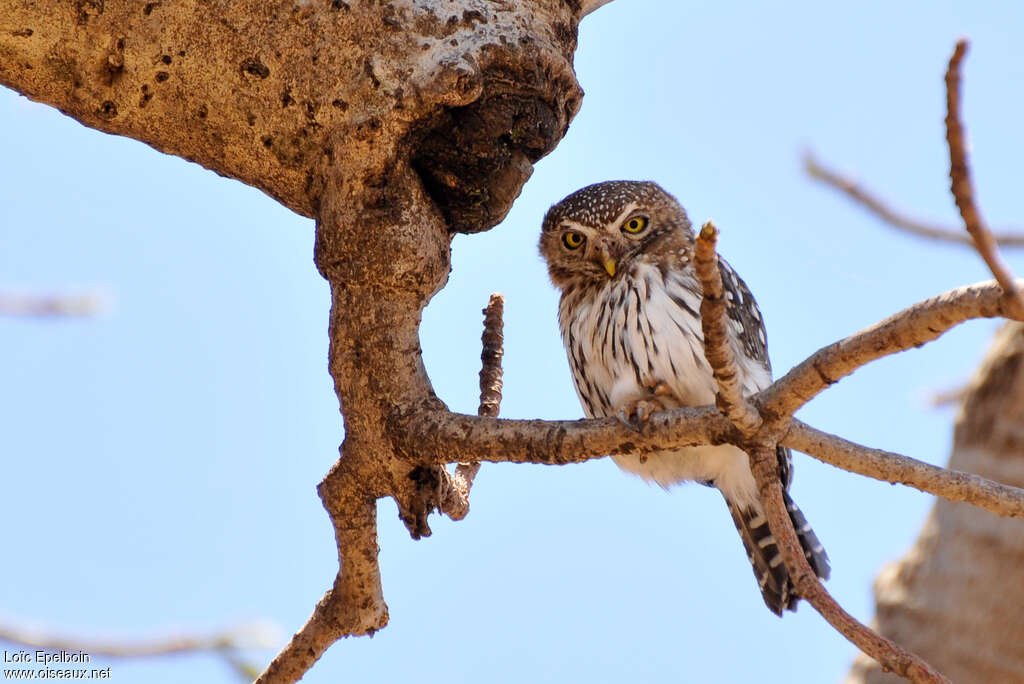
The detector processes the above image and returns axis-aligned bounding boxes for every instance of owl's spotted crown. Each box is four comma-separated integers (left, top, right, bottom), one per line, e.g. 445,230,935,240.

542,180,670,229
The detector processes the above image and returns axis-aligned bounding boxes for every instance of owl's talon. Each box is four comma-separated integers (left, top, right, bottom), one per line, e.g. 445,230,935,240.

617,398,665,432
617,408,643,433
649,381,671,397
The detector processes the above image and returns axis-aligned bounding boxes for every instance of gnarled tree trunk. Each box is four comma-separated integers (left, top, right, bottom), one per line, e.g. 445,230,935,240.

1,2,584,679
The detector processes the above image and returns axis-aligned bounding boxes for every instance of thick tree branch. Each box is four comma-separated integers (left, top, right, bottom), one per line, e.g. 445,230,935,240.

944,39,1024,320
405,280,1024,470
0,1,581,230
784,421,1024,518
759,279,1024,419
256,490,385,684
693,220,763,435
396,405,736,466
803,151,1024,247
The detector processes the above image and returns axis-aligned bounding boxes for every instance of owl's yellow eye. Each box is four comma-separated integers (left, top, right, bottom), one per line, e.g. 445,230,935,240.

622,216,649,234
562,231,586,249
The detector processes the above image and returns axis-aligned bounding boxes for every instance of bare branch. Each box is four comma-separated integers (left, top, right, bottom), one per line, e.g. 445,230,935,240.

445,294,505,521
398,405,735,467
0,292,107,317
747,443,950,683
693,221,763,435
928,383,969,408
945,39,1024,319
759,279,1024,419
0,620,278,659
784,420,1024,518
803,151,1024,247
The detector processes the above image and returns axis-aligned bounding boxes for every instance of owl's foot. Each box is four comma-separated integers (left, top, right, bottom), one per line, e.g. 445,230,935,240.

646,380,672,397
617,395,670,433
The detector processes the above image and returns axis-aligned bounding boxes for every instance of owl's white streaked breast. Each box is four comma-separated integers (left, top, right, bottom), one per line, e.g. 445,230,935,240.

558,261,768,508
559,261,714,415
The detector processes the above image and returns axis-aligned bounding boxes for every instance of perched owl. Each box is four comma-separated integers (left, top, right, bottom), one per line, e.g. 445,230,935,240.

538,180,829,615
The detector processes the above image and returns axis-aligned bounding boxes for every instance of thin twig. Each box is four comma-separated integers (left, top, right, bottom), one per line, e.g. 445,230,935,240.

945,39,1024,319
803,151,1024,247
784,420,1024,518
0,620,278,659
693,221,762,435
0,292,107,317
928,384,968,408
446,294,505,521
747,443,950,683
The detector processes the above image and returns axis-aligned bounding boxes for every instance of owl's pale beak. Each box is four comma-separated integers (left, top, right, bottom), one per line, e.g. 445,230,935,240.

597,242,617,277
602,257,617,277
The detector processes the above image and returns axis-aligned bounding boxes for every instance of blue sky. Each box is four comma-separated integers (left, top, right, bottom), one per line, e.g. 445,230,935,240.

2,2,1022,682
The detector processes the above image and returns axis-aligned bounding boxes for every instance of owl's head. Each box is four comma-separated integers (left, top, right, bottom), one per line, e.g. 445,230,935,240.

538,180,692,290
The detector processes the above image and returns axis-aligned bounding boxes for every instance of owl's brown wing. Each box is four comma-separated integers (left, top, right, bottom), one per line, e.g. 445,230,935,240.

717,256,771,372
715,256,794,490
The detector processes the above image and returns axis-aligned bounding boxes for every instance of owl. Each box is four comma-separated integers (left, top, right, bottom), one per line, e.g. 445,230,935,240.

538,180,829,615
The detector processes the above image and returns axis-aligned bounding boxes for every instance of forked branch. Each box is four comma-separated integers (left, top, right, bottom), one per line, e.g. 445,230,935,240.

945,39,1024,319
693,219,946,681
747,444,949,683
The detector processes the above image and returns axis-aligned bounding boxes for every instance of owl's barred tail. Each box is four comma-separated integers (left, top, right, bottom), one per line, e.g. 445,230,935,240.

726,492,830,616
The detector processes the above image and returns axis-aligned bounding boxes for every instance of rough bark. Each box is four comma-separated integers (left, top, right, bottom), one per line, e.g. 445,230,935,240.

0,0,581,228
847,322,1024,684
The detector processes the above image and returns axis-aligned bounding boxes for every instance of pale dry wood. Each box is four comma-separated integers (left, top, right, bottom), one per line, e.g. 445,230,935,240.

693,221,763,436
803,151,1024,247
397,405,735,466
945,39,1024,319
